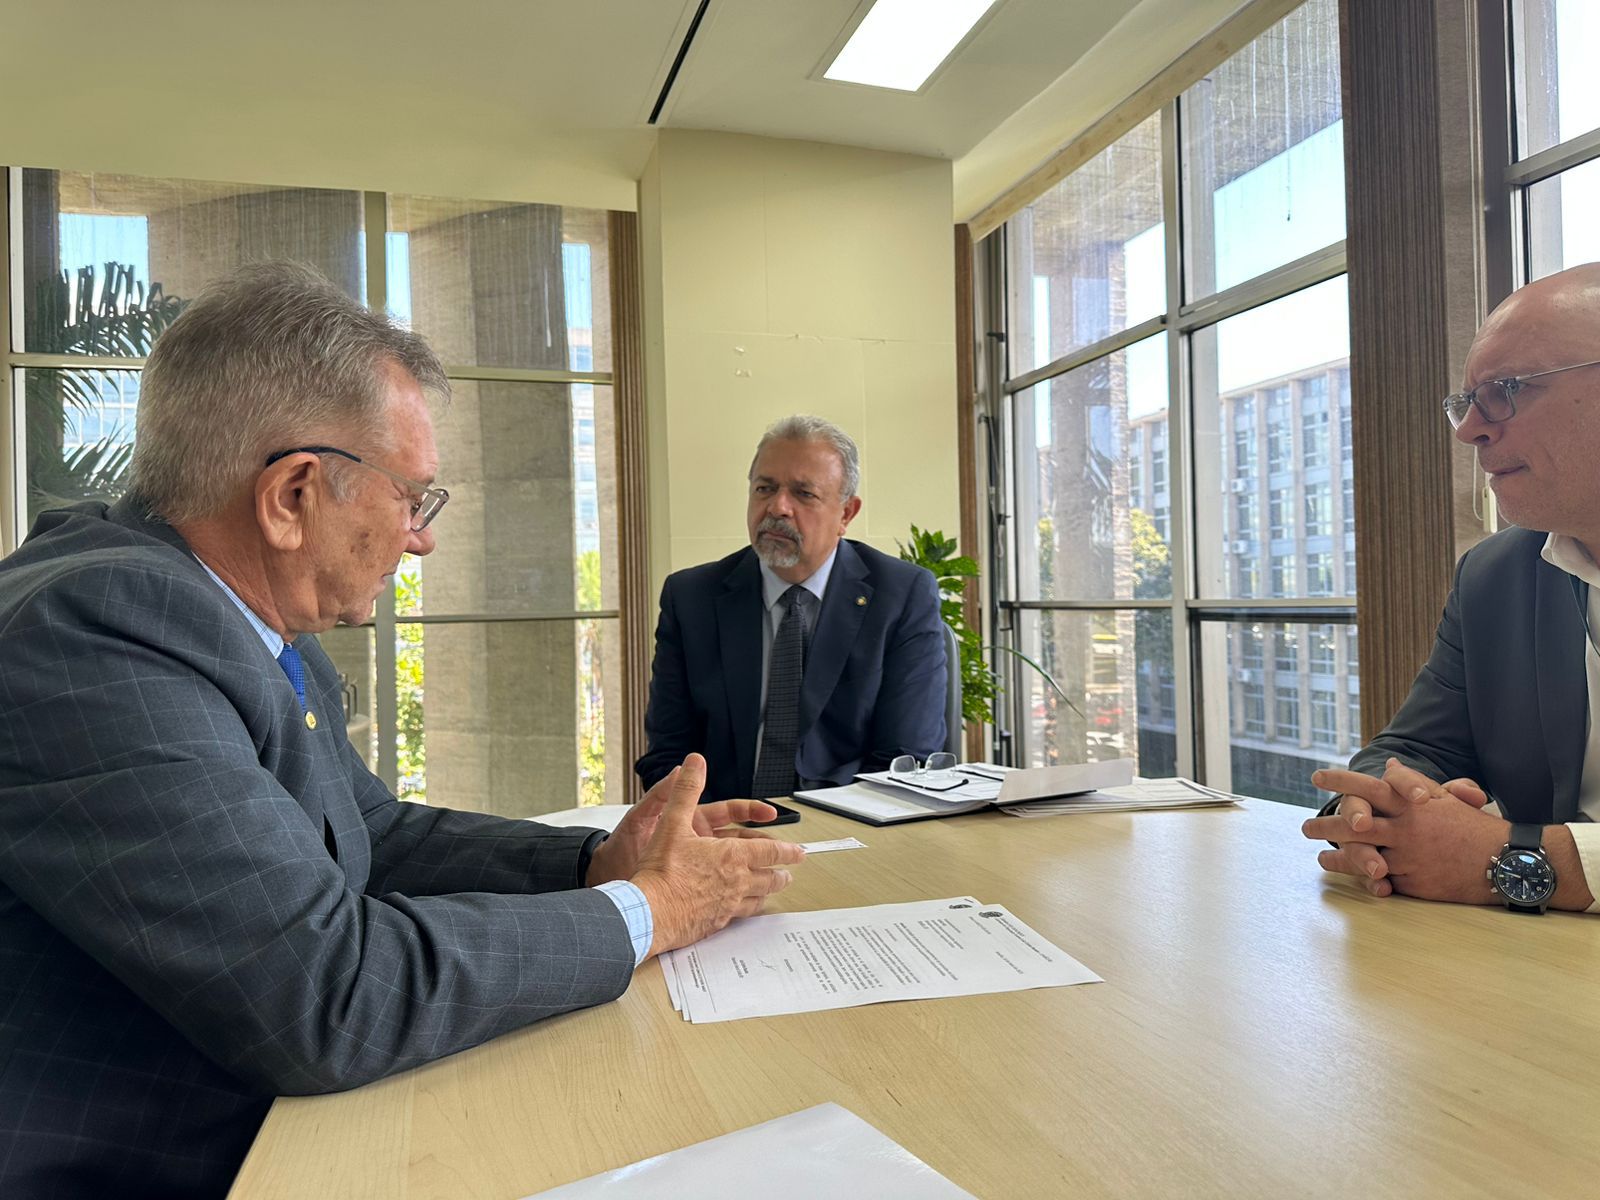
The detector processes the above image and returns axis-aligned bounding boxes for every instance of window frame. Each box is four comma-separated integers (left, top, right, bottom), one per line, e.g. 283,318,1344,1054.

979,0,1357,795
1497,2,1600,293
0,176,633,806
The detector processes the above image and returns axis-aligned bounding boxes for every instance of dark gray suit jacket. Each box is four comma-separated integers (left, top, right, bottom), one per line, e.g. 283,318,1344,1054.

1355,525,1586,823
635,539,946,801
0,498,636,1199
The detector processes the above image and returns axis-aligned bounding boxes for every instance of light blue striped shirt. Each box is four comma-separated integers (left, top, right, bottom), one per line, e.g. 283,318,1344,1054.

194,556,653,966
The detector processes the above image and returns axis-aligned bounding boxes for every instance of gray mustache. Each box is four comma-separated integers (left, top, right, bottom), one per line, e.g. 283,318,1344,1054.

757,517,802,546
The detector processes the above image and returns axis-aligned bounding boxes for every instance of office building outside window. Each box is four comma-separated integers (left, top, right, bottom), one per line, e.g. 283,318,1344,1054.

992,0,1357,804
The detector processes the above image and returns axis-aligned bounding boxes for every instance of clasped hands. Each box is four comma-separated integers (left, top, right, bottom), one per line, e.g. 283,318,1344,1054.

586,753,806,958
1300,758,1507,904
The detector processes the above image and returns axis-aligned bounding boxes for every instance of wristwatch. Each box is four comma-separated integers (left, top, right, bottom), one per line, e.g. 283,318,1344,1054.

1486,823,1558,914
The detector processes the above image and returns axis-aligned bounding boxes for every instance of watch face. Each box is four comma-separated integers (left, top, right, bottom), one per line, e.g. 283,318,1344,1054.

1492,850,1557,905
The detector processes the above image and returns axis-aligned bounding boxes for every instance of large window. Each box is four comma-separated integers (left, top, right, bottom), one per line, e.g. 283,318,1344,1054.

3,169,626,814
1510,2,1600,277
1008,111,1165,373
992,0,1357,805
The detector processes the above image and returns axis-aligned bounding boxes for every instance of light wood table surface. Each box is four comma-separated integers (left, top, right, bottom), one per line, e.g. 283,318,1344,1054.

228,799,1600,1199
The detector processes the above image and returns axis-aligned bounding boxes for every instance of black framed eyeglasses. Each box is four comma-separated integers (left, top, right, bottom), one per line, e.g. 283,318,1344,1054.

265,445,449,531
1442,358,1600,429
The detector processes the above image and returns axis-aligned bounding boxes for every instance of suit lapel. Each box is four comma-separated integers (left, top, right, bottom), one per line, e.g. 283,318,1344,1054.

1535,560,1586,822
717,550,765,794
801,541,871,732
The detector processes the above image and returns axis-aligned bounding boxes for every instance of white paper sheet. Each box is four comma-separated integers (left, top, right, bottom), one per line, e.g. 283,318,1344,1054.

519,1103,977,1199
531,804,631,832
799,837,867,853
996,758,1136,803
660,897,1099,1024
1000,776,1242,817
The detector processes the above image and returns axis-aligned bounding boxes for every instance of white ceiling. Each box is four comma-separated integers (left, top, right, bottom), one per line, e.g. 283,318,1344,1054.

661,0,1140,160
0,0,1247,218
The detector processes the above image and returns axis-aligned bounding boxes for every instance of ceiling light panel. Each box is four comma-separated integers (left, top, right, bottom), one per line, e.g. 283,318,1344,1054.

823,0,1001,93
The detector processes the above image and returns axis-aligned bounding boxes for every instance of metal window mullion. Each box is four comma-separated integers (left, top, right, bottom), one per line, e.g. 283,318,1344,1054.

1001,598,1170,611
1003,314,1166,396
444,365,614,385
11,353,147,371
1,168,15,554
1161,98,1197,781
366,610,621,626
1187,598,1356,612
978,229,1015,764
364,191,400,794
1478,0,1516,306
1176,241,1347,334
4,168,19,353
1502,125,1600,189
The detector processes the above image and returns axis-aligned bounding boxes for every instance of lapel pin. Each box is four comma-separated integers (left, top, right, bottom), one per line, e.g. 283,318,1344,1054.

305,711,318,730
855,595,867,606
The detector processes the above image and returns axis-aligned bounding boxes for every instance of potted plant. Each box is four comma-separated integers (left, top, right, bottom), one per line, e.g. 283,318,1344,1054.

896,525,1083,731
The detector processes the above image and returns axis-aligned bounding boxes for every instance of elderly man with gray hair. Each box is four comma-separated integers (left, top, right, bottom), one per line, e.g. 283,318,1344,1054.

636,414,948,805
0,261,803,1199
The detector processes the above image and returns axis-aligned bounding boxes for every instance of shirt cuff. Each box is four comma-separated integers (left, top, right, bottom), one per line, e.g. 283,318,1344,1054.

1562,822,1600,914
594,880,654,965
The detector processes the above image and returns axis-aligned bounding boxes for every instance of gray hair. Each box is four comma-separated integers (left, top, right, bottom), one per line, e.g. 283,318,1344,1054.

129,260,450,524
748,414,860,502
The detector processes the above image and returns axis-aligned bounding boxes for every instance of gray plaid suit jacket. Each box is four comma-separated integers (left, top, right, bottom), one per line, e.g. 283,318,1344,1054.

0,497,636,1198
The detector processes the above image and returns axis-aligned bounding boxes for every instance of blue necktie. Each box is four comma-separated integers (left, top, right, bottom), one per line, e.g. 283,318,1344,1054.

277,642,307,708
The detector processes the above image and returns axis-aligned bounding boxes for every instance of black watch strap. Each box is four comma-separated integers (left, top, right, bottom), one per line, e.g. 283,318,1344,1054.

1318,794,1343,848
1509,822,1544,852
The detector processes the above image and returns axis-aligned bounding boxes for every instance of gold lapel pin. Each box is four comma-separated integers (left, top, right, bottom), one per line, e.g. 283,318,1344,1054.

305,711,318,730
855,595,867,606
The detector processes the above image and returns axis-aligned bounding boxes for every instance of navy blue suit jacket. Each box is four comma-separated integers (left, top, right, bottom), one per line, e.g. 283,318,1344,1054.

1353,526,1585,823
636,539,947,801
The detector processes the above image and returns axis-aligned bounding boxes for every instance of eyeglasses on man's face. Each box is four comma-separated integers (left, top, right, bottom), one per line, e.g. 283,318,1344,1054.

1442,358,1600,430
264,445,449,531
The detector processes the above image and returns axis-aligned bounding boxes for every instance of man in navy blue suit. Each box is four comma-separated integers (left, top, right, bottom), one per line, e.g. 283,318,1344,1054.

637,415,948,801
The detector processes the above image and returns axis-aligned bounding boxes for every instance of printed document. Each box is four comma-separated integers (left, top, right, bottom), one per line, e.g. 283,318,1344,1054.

661,897,1100,1024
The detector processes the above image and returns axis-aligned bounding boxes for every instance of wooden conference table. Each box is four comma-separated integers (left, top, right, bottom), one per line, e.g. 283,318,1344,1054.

229,799,1600,1199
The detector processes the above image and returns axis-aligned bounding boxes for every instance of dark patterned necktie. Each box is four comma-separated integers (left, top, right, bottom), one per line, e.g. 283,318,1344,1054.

277,642,307,708
751,585,810,798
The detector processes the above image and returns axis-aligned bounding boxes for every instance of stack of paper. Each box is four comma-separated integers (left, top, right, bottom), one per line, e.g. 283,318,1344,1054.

521,1103,977,1199
660,896,1100,1024
999,776,1241,817
795,763,1238,825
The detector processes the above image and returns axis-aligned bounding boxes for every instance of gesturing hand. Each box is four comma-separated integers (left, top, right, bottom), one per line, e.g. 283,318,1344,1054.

585,763,786,887
626,754,806,957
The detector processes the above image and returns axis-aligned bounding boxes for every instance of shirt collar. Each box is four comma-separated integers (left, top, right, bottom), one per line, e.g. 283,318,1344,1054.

759,545,838,612
193,555,287,657
1541,533,1600,590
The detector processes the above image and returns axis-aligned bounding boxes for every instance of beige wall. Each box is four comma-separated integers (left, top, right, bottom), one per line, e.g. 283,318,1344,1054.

638,129,960,596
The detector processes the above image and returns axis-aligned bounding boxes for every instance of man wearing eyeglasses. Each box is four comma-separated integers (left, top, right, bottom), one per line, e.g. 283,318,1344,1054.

1301,263,1600,916
0,262,803,1198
